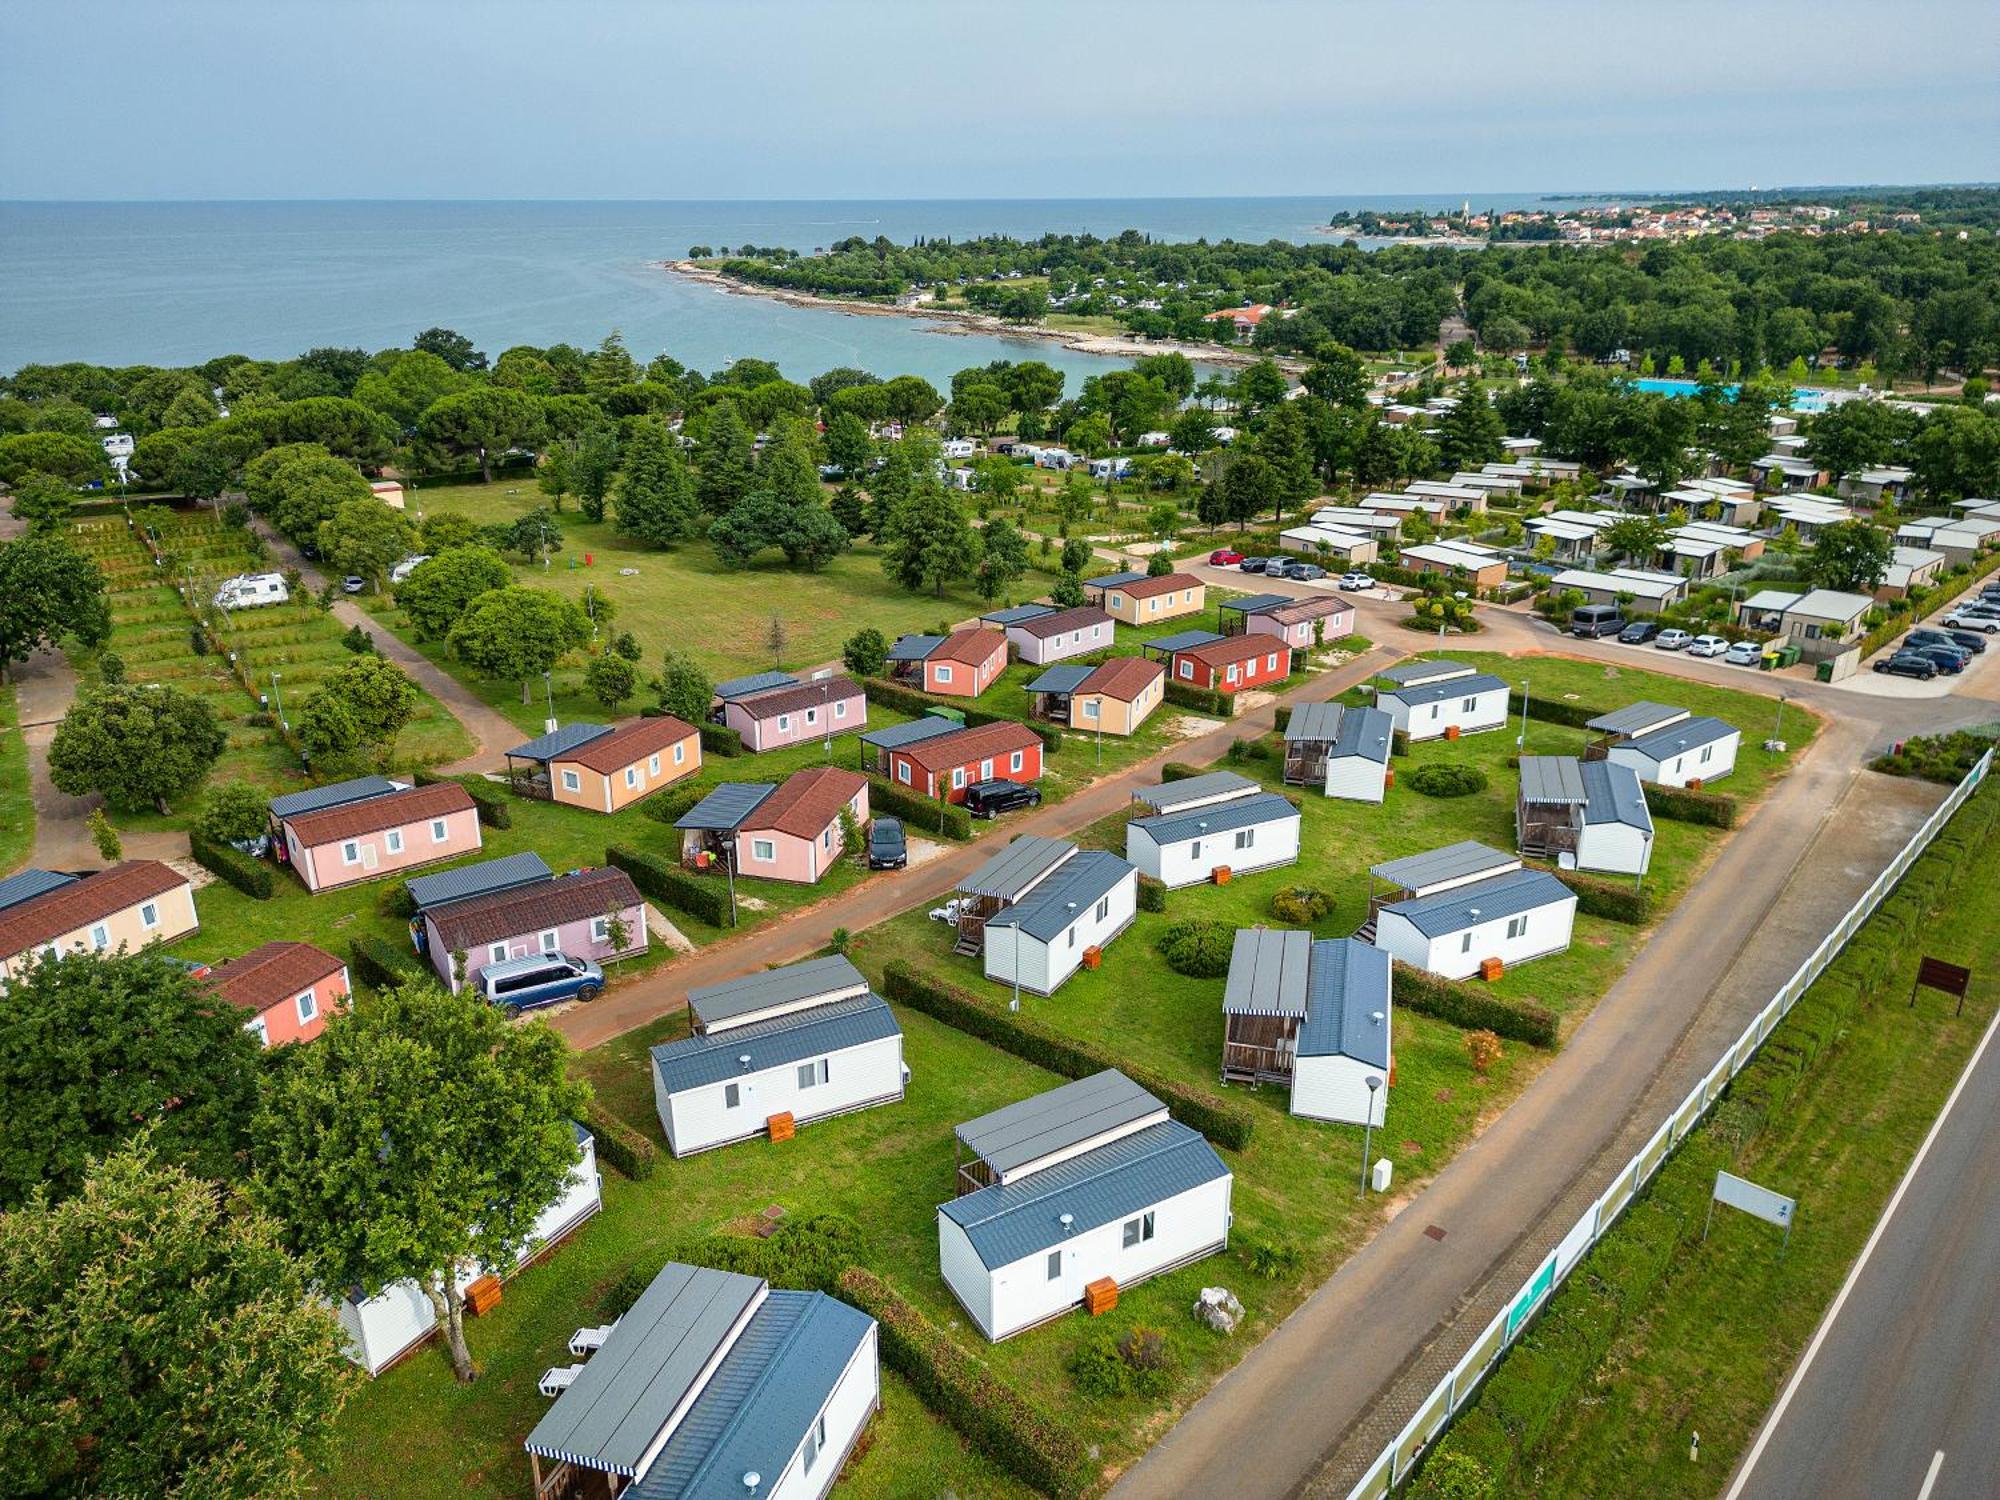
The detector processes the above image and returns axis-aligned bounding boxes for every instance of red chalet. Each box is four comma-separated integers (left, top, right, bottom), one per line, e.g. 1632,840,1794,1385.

1169,634,1289,694
885,720,1044,804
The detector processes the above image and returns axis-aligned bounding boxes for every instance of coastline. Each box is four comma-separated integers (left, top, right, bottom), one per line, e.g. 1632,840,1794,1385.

658,260,1300,372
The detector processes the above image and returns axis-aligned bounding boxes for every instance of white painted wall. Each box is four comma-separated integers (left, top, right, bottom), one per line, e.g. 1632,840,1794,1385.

1382,685,1510,742
768,1324,881,1500
1324,753,1387,804
982,869,1137,996
1125,813,1300,889
944,1173,1234,1341
1372,896,1577,981
937,1216,994,1337
1573,820,1653,876
1607,731,1740,788
655,1033,906,1157
1292,1051,1389,1126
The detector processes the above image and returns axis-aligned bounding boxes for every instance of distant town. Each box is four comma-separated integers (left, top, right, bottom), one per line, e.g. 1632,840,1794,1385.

1329,196,1965,245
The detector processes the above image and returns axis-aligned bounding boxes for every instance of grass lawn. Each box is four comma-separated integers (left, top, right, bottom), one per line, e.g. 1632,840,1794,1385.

0,682,32,872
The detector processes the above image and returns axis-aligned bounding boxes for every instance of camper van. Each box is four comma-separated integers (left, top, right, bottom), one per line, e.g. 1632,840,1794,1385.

213,572,290,609
476,952,603,1016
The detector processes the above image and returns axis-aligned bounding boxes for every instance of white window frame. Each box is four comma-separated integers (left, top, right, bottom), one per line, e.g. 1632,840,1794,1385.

385,828,404,855
1081,699,1100,720
246,1016,269,1047
821,826,832,849
1235,827,1255,850
429,819,448,844
980,758,994,780
538,929,560,954
1267,653,1279,673
1506,915,1528,940
489,942,508,964
1096,896,1109,921
341,840,361,866
1010,750,1024,771
805,707,817,726
951,767,966,789
1179,660,1194,680
897,760,912,785
797,1057,829,1089
750,838,776,863
589,915,611,943
672,741,686,764
802,1411,829,1474
560,769,582,793
139,901,160,929
1462,696,1478,712
624,766,639,789
1226,664,1239,684
934,663,953,685
777,713,791,731
648,753,661,775
295,990,317,1025
1461,931,1474,953
89,922,111,952
833,700,847,719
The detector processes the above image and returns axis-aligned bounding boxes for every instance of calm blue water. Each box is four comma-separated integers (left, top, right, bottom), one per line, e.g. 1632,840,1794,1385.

1,196,1596,388
1630,375,1830,413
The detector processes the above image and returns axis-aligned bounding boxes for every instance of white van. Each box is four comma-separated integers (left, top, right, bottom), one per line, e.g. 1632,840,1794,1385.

389,553,432,584
213,572,290,609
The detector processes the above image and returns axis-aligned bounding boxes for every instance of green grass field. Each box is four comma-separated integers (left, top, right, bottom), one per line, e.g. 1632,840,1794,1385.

0,683,33,872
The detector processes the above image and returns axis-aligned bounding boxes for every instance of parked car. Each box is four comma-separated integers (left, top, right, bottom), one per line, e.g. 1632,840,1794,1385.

1908,644,1966,674
1569,604,1625,638
963,779,1043,818
1238,557,1272,574
1279,561,1326,581
1654,628,1695,651
1940,628,1988,653
1873,651,1939,680
1943,607,2000,632
1687,634,1731,657
1337,571,1376,590
867,817,907,870
341,575,366,594
389,553,432,584
1209,548,1244,566
1907,629,1972,662
476,952,603,1018
1619,620,1661,644
1722,640,1764,666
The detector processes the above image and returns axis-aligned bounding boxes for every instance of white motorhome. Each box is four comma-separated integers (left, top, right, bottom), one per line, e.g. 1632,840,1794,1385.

213,571,290,609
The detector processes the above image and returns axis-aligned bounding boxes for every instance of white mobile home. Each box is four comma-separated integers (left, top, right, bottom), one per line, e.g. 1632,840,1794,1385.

1517,756,1655,876
1373,662,1511,741
1604,715,1740,789
938,1071,1233,1341
983,850,1139,996
1125,789,1301,888
1364,842,1576,981
338,1124,600,1376
1130,769,1260,816
1221,930,1393,1126
1282,701,1393,803
523,1262,879,1500
650,955,905,1156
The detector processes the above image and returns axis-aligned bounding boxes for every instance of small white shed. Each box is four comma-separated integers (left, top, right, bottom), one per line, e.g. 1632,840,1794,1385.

1517,755,1655,876
1605,715,1740,789
1125,789,1301,888
1373,660,1511,742
1283,701,1393,802
983,850,1139,997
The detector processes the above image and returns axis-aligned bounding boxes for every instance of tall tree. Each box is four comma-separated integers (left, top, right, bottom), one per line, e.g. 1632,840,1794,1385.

417,387,547,482
241,443,372,548
253,982,589,1382
8,469,77,531
0,532,110,676
613,417,701,546
1598,513,1672,566
974,516,1031,602
881,458,979,596
695,400,756,513
448,586,592,702
394,545,510,640
316,494,419,590
413,326,488,372
310,655,420,761
571,426,620,523
1806,519,1895,592
1302,341,1370,408
3,1143,354,1496
1256,401,1320,517
656,653,713,723
49,682,224,813
1435,383,1506,471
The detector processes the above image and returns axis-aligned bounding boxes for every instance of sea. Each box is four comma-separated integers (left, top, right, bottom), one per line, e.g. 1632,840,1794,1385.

1,195,1598,390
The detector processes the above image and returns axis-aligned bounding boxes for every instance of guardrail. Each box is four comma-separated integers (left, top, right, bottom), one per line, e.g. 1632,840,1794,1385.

1343,745,1994,1499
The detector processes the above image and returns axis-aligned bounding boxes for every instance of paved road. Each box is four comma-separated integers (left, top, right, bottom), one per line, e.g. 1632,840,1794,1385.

1726,1008,2000,1500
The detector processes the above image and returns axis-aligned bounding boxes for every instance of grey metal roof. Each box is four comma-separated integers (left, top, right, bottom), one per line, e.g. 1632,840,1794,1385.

985,851,1135,942
713,670,797,701
1332,705,1394,764
1376,658,1476,688
1296,938,1393,1065
673,783,776,832
523,1262,764,1477
1026,664,1094,696
266,775,399,820
955,1069,1163,1177
1129,791,1299,847
1376,671,1511,708
859,716,963,752
629,1291,874,1500
1221,928,1312,1017
1518,755,1587,806
1084,570,1147,589
1143,628,1224,654
1617,715,1739,762
651,993,899,1095
1284,701,1343,742
1217,592,1292,615
1580,759,1654,833
404,851,554,911
1382,867,1576,939
1130,770,1258,814
885,633,947,663
939,1120,1230,1270
0,868,77,914
1370,840,1516,892
505,722,612,763
687,954,871,1031
958,835,1075,901
1584,701,1690,738
982,603,1056,626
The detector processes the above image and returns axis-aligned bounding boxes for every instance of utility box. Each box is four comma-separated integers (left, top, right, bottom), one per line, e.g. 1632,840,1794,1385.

1371,1158,1394,1194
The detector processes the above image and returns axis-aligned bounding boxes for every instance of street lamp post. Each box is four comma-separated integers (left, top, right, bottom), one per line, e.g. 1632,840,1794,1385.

1773,691,1789,746
542,671,557,734
1518,677,1531,749
1360,1075,1384,1193
269,671,285,731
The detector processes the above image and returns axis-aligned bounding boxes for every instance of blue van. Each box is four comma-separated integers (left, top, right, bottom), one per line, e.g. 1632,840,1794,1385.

477,952,604,1017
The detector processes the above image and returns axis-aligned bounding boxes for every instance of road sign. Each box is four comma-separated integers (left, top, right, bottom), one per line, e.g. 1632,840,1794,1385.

1910,956,1972,1016
1706,1170,1798,1252
1505,1253,1556,1338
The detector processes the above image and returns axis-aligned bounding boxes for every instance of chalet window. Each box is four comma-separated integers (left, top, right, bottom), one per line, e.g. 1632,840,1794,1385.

624,767,639,789
246,1017,268,1047
1190,839,1201,859
1070,927,1078,949
798,1058,829,1089
833,700,847,718
1179,661,1194,679
539,929,560,954
1110,594,1124,609
648,753,661,775
1009,751,1023,772
296,990,317,1024
778,714,791,731
1234,828,1255,850
673,741,686,763
935,665,953,683
561,769,582,793
897,761,912,785
1122,1212,1155,1247
89,923,110,951
489,943,508,963
1046,1250,1062,1281
1226,665,1239,684
1082,699,1099,720
1700,745,1714,764
1461,932,1474,953
981,759,994,780
802,1412,829,1473
952,767,966,789
430,819,448,843
1431,705,1442,719
1506,915,1528,940
341,840,361,865
1462,696,1477,712
805,708,817,725
724,1082,741,1109
1096,896,1109,921
750,838,776,862
386,828,404,854
589,916,611,943
1267,654,1278,672
821,827,831,848
139,902,160,929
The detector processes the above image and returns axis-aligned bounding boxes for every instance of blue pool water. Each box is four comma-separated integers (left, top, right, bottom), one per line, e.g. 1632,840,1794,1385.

1630,376,1829,413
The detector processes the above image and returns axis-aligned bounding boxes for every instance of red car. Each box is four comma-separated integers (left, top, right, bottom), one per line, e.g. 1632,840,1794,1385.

1209,548,1244,566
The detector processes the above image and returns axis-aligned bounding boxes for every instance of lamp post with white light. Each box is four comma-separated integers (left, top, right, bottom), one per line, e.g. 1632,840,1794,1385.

1360,1075,1384,1192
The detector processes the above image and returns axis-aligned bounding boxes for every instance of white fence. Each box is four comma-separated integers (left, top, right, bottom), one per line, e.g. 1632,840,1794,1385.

1344,747,1993,1499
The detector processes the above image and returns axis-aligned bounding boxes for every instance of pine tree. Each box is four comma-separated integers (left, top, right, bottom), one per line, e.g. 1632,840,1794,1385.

696,401,756,514
612,418,699,547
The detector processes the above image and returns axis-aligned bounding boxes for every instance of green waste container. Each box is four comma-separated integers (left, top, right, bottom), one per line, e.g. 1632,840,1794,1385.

1815,658,1836,682
1777,643,1803,668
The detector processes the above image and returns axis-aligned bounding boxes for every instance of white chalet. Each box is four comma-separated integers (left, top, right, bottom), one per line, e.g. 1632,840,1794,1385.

1125,783,1300,888
1221,930,1393,1126
1365,842,1577,981
1373,659,1510,741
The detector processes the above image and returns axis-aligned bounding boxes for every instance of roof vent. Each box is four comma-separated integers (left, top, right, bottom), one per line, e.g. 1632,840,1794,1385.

743,1473,762,1494
737,1054,752,1071
1371,1010,1385,1026
1467,907,1481,918
1059,1212,1075,1234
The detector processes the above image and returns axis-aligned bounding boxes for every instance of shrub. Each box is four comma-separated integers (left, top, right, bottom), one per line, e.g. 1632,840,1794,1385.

1553,870,1654,924
601,1261,657,1320
668,1213,862,1294
697,722,744,757
1136,874,1168,913
415,770,511,828
350,933,424,990
1270,885,1334,924
1158,918,1235,978
1159,761,1202,782
1644,783,1737,828
378,880,417,920
1466,1028,1504,1074
1871,729,1995,785
1245,1239,1303,1279
188,832,274,900
1392,963,1558,1048
837,1267,1094,1499
1068,1335,1132,1397
1116,1325,1174,1395
583,1102,658,1181
1164,681,1232,717
866,774,973,840
882,962,1253,1150
1408,762,1488,798
606,844,732,926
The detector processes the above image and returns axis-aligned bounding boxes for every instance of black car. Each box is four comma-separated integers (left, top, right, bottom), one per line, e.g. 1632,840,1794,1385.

1906,630,1971,663
1909,644,1966,674
1873,651,1938,680
866,817,907,870
1238,557,1271,574
1942,628,1988,654
1618,620,1662,645
963,779,1043,818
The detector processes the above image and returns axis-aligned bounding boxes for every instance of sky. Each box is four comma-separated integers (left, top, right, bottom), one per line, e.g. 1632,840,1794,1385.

3,0,1996,200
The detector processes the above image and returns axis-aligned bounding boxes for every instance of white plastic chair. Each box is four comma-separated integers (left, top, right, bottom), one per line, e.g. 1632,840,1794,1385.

539,1363,586,1397
568,1322,617,1357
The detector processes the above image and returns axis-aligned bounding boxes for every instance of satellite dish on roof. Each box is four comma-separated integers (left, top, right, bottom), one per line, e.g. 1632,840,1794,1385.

1059,1212,1074,1232
738,1054,752,1070
743,1473,762,1493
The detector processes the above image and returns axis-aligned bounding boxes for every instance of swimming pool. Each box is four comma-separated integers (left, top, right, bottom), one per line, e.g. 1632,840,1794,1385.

1629,376,1829,413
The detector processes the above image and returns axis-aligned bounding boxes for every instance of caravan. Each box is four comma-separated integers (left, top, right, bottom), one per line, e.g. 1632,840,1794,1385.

213,572,290,609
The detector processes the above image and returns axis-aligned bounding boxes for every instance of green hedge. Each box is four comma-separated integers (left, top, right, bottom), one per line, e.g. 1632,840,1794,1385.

1643,782,1738,827
1158,919,1235,978
350,933,425,991
416,770,512,829
882,962,1254,1150
641,781,716,826
582,1102,658,1181
1408,763,1489,798
1159,761,1201,782
1521,696,1607,730
606,844,732,926
1164,680,1233,717
866,775,974,839
837,1267,1093,1498
1392,962,1559,1048
859,676,1063,756
1136,874,1168,913
188,833,274,899
1552,870,1655,924
698,722,744,757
